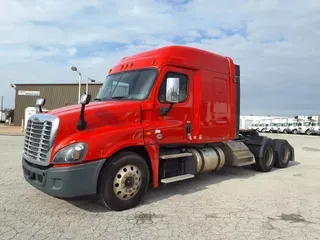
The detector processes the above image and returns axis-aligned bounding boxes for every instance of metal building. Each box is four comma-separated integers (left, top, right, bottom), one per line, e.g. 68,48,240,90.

12,83,102,126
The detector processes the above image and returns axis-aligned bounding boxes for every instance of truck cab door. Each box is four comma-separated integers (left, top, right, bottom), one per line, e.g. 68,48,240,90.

149,66,194,145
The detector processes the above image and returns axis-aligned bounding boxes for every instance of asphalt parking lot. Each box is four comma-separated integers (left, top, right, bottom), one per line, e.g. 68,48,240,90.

1,134,320,240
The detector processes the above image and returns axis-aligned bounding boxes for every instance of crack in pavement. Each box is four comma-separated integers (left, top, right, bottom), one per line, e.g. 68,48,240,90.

268,213,314,224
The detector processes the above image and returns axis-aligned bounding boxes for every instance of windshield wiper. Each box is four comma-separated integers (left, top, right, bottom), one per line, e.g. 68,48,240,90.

94,97,102,101
111,96,130,99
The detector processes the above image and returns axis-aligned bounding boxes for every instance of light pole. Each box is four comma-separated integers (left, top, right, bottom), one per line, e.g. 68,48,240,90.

0,96,3,112
88,77,96,83
10,83,16,90
9,83,17,126
71,66,82,103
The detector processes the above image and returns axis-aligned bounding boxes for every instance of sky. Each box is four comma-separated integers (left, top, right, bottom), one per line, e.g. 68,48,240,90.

0,0,319,116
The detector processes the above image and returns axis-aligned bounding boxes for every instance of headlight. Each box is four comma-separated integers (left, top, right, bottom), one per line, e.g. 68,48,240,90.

53,142,88,164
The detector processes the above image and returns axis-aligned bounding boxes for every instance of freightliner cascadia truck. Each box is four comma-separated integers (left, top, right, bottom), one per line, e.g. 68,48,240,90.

22,46,295,211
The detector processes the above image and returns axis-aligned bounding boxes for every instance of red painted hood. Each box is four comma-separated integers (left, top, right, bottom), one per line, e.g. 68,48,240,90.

47,101,142,152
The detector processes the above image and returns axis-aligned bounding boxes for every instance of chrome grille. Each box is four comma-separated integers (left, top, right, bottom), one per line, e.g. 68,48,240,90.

23,114,59,166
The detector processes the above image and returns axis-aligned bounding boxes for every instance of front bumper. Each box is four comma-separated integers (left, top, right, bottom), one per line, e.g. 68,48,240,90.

297,129,304,134
22,158,106,198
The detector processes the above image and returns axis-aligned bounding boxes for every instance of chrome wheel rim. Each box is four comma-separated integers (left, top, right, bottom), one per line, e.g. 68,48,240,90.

281,145,290,163
265,147,274,166
113,164,142,200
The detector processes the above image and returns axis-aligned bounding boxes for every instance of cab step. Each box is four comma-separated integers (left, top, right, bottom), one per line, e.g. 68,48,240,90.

160,174,195,184
160,152,193,159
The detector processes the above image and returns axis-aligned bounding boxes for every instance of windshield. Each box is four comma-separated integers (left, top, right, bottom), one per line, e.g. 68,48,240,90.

304,122,311,126
96,69,157,101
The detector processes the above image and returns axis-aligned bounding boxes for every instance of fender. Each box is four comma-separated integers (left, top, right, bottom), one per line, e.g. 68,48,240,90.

50,123,162,188
50,123,145,163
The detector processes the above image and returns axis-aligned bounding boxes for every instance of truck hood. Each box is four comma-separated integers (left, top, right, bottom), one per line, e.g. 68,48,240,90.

48,101,142,144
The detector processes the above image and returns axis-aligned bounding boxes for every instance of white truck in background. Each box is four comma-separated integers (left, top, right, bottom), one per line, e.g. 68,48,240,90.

271,118,281,133
265,122,273,132
287,118,299,134
309,116,320,135
0,111,6,123
278,118,289,133
249,122,259,131
257,120,266,132
260,119,272,132
297,116,312,135
310,122,320,135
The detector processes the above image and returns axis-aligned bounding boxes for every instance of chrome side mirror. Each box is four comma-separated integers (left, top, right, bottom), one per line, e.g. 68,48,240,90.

166,77,180,103
36,98,46,113
36,98,46,107
80,94,91,105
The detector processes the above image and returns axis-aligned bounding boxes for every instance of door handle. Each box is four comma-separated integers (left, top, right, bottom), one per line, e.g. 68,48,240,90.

186,121,191,134
186,121,192,141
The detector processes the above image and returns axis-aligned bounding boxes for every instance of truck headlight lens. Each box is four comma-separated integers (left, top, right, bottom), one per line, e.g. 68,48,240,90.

53,143,88,164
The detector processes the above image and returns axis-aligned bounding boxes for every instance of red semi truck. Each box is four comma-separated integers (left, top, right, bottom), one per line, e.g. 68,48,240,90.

22,45,295,211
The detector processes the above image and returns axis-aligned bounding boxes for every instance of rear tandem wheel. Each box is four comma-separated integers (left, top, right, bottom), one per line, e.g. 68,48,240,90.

245,136,293,172
251,139,275,172
272,139,292,168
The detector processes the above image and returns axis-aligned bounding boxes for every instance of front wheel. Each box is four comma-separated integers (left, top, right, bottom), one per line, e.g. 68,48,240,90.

98,151,150,211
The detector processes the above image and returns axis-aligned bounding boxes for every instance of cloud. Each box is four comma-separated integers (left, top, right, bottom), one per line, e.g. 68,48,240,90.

0,0,319,116
67,48,77,57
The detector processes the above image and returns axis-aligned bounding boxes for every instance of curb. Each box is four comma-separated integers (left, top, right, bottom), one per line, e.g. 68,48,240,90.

0,134,25,136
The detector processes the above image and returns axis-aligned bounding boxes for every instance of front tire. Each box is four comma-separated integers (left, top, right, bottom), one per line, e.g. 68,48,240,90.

98,151,150,211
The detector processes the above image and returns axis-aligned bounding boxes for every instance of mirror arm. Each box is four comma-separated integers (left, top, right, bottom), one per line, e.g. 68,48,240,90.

160,103,174,116
77,94,91,131
77,104,87,131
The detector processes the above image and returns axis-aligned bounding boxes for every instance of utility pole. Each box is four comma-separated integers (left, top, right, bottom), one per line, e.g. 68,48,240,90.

71,66,82,103
0,96,3,112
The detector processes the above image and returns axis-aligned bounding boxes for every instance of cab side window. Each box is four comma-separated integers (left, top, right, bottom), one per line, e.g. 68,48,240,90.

158,72,188,103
